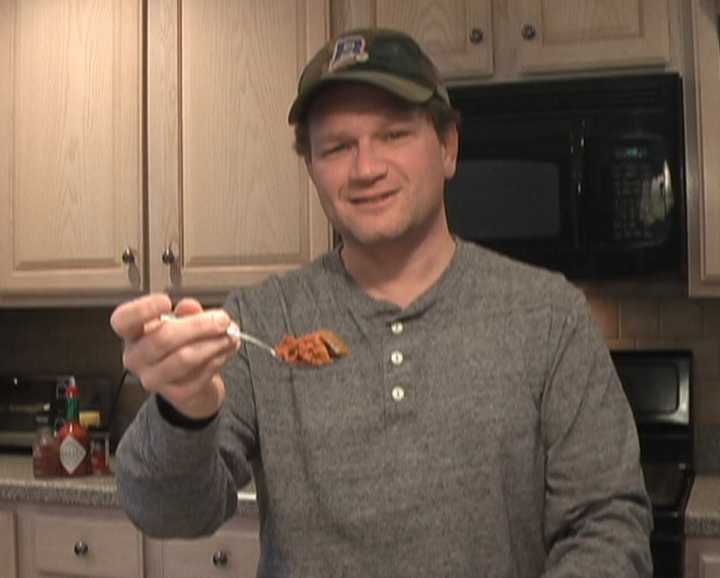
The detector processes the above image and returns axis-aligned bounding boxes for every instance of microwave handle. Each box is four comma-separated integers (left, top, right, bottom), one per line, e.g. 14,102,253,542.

569,121,586,247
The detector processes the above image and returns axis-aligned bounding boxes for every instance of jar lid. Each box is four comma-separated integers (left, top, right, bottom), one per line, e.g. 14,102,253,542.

79,410,101,428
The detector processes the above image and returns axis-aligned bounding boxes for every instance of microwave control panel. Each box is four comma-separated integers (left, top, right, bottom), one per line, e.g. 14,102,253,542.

607,140,674,245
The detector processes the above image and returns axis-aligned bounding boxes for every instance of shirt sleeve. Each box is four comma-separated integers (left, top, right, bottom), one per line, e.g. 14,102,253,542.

540,289,653,578
114,296,258,539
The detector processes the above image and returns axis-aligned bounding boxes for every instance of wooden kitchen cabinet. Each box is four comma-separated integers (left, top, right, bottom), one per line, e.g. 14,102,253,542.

687,0,720,296
331,0,672,80
515,0,670,73
0,0,332,303
686,537,720,578
2,499,260,578
146,0,331,297
331,0,494,78
0,509,17,578
0,0,144,297
15,504,144,578
148,512,260,578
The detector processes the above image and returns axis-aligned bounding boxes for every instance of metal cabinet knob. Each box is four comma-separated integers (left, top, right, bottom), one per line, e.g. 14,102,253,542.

121,247,135,265
469,27,484,44
73,541,89,557
521,24,537,40
212,550,229,568
161,246,176,265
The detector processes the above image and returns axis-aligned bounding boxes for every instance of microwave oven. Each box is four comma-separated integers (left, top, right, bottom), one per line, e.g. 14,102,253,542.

444,73,686,279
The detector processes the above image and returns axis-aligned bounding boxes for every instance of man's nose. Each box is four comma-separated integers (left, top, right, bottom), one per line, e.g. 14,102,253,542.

350,141,388,182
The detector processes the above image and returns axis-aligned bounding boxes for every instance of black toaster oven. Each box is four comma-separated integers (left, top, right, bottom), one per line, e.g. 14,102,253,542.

0,374,116,449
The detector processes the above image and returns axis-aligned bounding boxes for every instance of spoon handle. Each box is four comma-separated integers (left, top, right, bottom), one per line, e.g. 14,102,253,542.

159,313,278,358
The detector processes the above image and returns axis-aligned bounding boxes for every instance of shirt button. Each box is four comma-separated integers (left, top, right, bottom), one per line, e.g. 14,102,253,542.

391,321,403,335
391,386,405,401
390,351,404,365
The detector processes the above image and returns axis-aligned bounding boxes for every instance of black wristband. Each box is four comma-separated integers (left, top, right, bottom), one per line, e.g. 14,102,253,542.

155,394,218,430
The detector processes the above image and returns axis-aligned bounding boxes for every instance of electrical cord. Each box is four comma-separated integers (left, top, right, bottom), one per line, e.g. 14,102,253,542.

107,368,129,437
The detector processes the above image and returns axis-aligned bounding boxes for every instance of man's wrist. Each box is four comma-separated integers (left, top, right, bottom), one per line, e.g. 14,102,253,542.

155,394,218,430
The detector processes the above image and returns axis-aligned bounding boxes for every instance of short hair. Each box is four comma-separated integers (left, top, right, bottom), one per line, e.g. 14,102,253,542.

292,94,461,159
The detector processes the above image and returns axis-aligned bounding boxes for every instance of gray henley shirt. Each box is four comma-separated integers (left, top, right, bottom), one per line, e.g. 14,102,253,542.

116,239,653,578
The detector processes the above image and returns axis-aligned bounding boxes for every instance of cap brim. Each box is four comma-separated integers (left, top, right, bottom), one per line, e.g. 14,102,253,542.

288,70,435,124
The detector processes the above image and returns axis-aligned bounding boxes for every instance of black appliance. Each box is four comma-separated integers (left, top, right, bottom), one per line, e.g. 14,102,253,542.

0,374,116,449
445,73,686,279
611,350,694,578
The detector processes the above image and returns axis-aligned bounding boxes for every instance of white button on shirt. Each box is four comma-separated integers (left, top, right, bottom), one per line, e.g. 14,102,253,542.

391,386,405,401
391,321,403,335
390,351,404,365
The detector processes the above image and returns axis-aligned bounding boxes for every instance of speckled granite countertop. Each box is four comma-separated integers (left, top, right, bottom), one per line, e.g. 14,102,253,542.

0,454,257,513
3,451,716,533
686,475,720,537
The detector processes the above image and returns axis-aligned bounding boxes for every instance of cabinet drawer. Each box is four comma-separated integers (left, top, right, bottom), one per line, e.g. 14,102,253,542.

0,509,17,578
32,510,143,578
161,520,259,578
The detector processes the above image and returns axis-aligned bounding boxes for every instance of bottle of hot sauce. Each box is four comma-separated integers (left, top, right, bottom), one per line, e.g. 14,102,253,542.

57,377,91,477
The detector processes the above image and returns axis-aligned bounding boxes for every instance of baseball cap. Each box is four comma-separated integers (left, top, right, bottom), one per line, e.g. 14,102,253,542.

288,28,450,124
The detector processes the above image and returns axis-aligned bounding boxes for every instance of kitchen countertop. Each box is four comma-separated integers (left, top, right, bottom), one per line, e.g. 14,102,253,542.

3,452,719,535
686,474,720,537
0,453,257,513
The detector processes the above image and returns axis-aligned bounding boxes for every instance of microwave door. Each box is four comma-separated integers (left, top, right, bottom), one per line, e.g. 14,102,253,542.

582,121,682,275
445,116,583,269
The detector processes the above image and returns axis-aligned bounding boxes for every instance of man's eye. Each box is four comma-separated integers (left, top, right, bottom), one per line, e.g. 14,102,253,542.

384,130,409,141
322,143,348,157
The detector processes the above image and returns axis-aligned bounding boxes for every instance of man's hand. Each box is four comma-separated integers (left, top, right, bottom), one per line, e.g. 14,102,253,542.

110,294,239,419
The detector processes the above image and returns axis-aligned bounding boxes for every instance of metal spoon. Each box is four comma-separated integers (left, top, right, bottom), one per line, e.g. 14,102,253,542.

159,313,278,359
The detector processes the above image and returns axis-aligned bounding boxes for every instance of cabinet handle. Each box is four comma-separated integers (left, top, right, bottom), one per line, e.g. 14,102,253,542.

161,246,176,265
73,541,89,557
469,27,484,44
121,247,135,265
212,550,229,568
521,24,537,40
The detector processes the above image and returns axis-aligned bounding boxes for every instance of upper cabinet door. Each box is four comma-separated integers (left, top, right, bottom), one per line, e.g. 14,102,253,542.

333,0,493,79
688,0,720,295
375,0,493,78
148,0,331,297
0,0,144,296
517,0,671,73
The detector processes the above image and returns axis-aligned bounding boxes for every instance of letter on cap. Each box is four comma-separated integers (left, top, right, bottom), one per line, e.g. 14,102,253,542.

328,35,369,72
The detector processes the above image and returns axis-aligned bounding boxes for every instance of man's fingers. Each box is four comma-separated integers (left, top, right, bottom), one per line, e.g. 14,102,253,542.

123,309,234,368
110,294,173,341
173,298,204,317
125,330,236,391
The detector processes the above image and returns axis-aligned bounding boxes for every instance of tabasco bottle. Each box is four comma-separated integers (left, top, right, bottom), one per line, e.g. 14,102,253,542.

57,377,91,477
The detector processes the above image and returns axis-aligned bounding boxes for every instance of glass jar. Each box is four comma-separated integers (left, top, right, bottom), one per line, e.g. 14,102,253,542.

32,415,60,478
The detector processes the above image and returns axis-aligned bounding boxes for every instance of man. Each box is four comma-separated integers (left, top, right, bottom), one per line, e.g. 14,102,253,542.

111,28,652,578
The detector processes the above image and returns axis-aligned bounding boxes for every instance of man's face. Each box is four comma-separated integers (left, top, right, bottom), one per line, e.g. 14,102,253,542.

304,84,458,251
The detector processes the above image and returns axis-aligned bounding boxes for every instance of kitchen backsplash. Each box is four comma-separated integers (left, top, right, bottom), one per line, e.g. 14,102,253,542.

2,283,719,471
0,307,143,448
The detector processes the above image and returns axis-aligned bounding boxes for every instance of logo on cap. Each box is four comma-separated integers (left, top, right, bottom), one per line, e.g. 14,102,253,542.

328,34,369,72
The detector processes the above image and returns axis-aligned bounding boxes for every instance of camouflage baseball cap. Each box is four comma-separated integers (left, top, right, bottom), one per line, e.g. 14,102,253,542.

288,28,450,124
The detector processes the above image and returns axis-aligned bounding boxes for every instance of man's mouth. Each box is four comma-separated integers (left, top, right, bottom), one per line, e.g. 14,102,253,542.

349,191,397,205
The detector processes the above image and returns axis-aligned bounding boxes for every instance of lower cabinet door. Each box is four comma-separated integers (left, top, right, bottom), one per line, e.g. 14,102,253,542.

161,517,260,578
686,538,720,578
32,508,143,578
0,509,17,578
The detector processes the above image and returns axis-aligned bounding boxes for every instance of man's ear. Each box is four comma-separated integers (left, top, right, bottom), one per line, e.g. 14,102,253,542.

441,124,459,180
303,151,316,183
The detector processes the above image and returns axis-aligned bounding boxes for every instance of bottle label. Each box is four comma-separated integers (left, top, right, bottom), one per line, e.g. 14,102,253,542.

59,436,86,474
